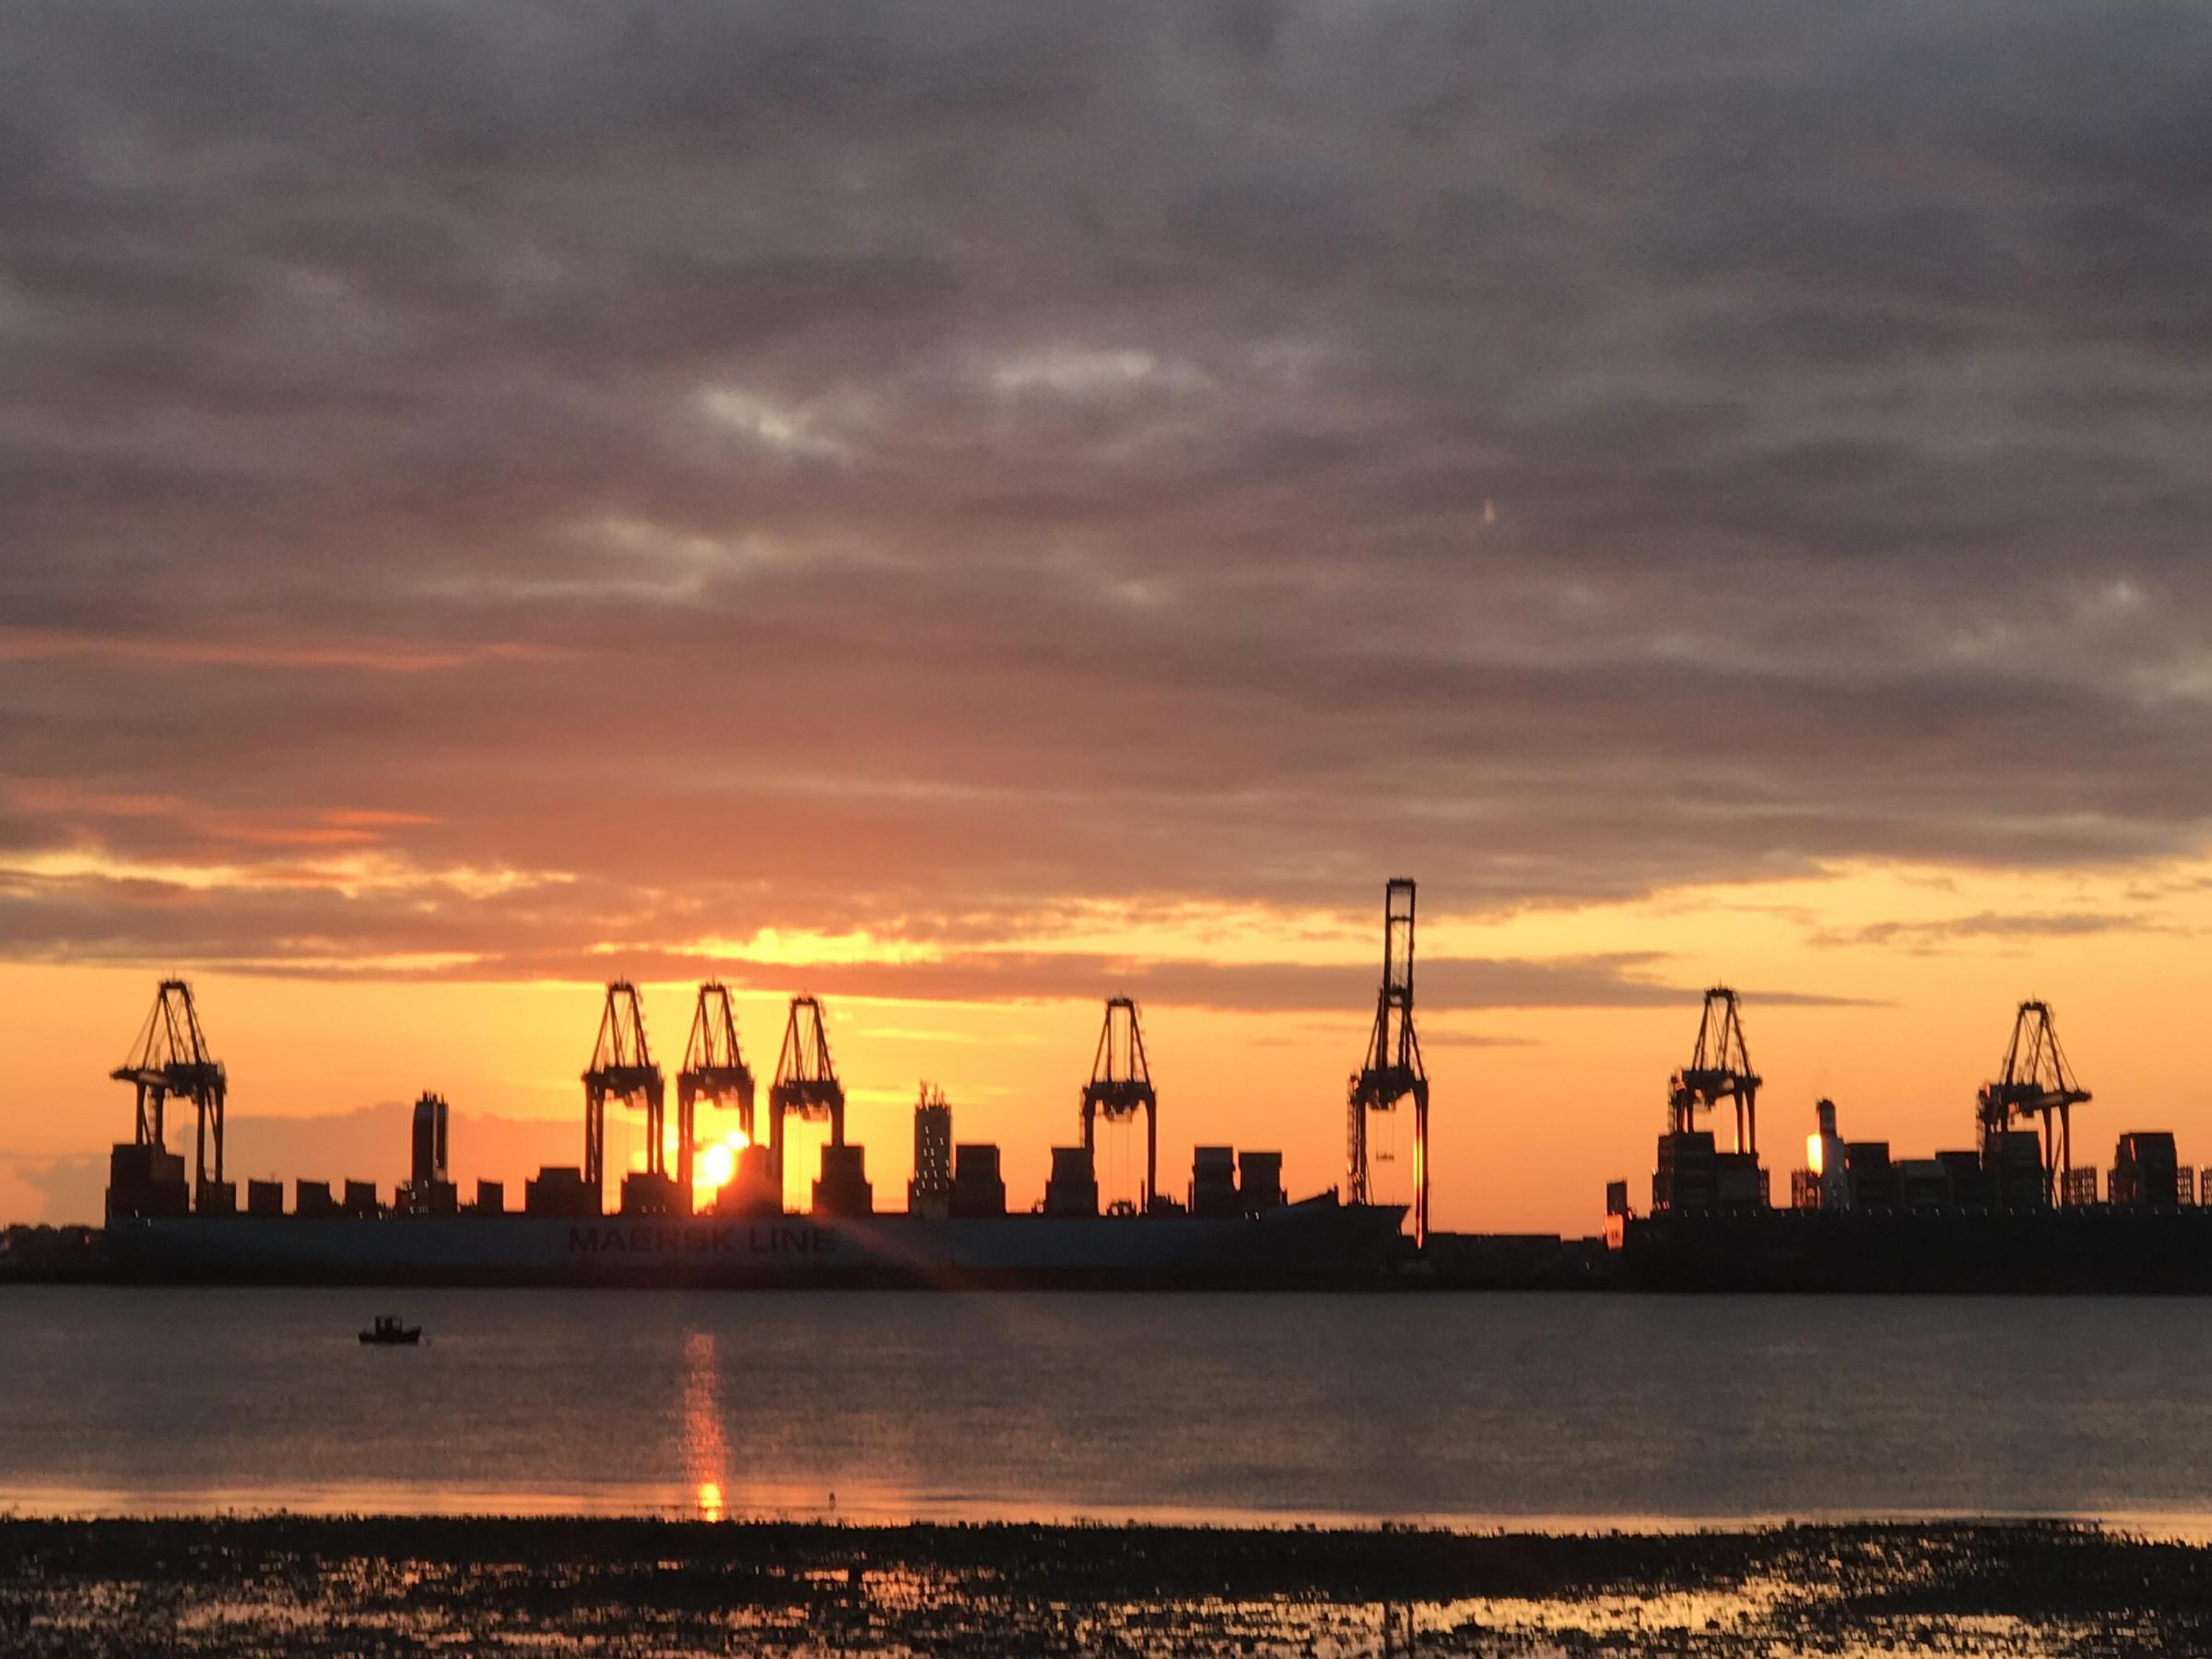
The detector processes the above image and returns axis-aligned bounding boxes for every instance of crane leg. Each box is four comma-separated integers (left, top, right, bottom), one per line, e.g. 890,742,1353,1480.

1145,1101,1157,1215
677,1094,695,1214
1414,1089,1430,1249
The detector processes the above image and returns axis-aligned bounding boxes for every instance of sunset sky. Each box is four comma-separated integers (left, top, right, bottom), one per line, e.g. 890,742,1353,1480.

5,4,2211,1232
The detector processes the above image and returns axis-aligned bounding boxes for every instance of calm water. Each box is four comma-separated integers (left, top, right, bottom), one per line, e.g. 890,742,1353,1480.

5,1288,2212,1527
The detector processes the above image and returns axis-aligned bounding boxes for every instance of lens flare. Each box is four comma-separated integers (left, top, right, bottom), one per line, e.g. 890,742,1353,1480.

700,1141,735,1189
695,1130,751,1194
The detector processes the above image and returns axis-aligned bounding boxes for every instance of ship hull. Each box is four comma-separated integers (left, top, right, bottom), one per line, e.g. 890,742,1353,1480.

1616,1207,2212,1293
101,1199,1406,1289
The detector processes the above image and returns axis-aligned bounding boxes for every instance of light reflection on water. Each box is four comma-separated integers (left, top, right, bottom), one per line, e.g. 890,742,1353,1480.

10,1287,2212,1528
681,1327,727,1519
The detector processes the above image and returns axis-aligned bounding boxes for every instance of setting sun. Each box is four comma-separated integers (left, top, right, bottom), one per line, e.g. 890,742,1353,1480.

697,1131,749,1195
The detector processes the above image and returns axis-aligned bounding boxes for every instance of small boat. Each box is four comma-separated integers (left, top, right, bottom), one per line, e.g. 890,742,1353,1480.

359,1314,422,1346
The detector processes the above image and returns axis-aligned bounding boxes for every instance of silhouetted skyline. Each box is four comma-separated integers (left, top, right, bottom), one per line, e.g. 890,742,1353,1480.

5,4,2210,1230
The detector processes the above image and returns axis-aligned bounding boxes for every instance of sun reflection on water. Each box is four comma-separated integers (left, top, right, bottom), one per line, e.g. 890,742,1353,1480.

680,1330,730,1520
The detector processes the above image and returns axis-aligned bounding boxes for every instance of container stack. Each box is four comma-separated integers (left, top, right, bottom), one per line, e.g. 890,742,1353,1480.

1901,1159,1954,1208
1989,1131,2048,1209
524,1166,595,1217
1237,1150,1284,1214
1842,1143,1895,1209
712,1145,779,1217
2111,1132,2181,1209
618,1171,682,1216
1652,1130,1717,1212
951,1144,1006,1218
812,1144,873,1218
104,1144,189,1219
1189,1146,1239,1218
1043,1146,1098,1217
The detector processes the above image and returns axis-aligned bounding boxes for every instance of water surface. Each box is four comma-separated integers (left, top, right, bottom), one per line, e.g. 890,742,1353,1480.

4,1288,2209,1526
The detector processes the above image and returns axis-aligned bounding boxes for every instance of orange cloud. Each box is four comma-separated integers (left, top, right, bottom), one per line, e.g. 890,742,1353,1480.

0,628,559,674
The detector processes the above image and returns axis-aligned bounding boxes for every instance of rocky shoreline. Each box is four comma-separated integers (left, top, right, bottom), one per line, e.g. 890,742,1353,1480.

2,1516,2206,1654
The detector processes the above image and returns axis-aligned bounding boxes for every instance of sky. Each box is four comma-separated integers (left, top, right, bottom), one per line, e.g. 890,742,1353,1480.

4,2,2211,1231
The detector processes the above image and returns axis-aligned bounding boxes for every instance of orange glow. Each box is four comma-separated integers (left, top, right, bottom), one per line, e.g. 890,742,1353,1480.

1806,1133,1824,1176
696,1480,724,1521
700,1142,735,1189
19,853,2212,1237
696,1130,750,1195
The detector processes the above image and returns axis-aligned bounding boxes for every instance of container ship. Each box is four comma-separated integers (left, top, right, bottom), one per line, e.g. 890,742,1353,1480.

100,887,2209,1296
101,1203,1404,1289
1605,991,2212,1293
96,884,1440,1290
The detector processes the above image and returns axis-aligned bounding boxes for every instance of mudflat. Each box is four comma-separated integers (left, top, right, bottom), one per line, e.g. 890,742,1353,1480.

2,1516,2206,1655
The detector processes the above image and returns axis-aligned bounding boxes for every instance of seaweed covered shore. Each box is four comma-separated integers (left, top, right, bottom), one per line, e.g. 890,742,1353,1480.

3,1516,2208,1654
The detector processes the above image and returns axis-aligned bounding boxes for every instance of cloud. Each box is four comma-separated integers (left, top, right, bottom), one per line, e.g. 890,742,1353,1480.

0,627,554,674
708,950,1712,1013
1409,1030,1541,1051
0,857,1863,1013
1812,910,2171,953
0,1152,109,1227
1,2,2209,977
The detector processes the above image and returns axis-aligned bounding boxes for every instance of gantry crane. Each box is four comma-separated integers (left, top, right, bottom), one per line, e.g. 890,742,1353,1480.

1348,878,1430,1245
582,982,664,1209
768,994,845,1205
111,979,227,1205
1081,996,1158,1214
1977,999,2090,1204
1669,987,1761,1155
677,982,755,1206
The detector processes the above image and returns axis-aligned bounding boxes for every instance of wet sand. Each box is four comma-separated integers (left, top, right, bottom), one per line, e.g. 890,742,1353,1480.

2,1516,2207,1654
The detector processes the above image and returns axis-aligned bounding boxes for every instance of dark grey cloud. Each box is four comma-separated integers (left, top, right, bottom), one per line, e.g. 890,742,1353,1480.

3,1,2210,974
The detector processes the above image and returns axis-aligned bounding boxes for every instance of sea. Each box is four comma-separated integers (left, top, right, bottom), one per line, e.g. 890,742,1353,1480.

5,1287,2211,1530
